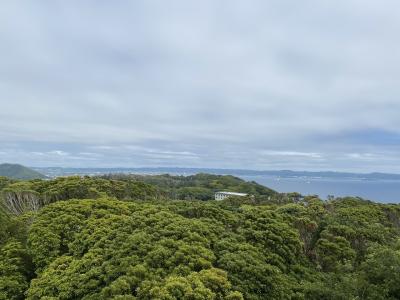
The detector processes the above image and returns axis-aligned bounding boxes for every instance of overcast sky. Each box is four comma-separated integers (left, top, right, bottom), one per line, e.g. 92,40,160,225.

1,1,400,172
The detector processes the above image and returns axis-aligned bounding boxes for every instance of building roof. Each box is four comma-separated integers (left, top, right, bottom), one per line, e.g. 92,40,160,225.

215,191,248,196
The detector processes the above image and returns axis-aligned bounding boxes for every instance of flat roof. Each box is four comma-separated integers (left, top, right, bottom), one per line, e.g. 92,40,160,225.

215,191,248,196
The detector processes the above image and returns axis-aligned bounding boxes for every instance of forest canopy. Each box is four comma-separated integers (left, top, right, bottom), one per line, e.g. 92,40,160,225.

0,174,399,299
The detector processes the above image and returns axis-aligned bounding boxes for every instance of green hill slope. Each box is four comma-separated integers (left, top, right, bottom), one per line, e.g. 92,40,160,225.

0,163,46,180
1,175,400,299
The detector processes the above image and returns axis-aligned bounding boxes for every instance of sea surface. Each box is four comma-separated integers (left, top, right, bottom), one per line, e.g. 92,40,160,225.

240,175,400,203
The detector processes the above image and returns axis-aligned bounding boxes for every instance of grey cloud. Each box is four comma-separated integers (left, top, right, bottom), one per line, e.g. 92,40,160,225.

0,1,400,171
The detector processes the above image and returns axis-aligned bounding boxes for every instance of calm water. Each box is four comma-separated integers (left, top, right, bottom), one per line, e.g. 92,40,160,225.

240,175,400,203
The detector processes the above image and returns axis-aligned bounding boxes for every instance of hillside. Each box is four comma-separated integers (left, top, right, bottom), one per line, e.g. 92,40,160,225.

100,173,278,201
0,163,46,180
0,175,399,299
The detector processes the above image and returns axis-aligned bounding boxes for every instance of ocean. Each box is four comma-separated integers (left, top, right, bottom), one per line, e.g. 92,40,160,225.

240,175,400,203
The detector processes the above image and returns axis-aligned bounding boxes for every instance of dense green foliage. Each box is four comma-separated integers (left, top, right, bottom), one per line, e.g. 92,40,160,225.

0,174,279,216
0,175,399,299
0,164,46,180
100,173,278,201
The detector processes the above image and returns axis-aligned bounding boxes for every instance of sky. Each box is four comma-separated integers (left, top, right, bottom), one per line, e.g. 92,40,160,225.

1,1,400,173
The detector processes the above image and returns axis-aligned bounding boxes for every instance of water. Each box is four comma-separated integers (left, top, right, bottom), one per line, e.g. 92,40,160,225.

240,175,400,203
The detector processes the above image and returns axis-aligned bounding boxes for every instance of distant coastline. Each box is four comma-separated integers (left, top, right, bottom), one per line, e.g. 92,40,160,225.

32,166,400,181
31,167,400,203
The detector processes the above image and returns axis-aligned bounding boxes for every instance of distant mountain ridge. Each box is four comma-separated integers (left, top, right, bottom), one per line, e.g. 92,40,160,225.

0,163,46,180
33,166,400,180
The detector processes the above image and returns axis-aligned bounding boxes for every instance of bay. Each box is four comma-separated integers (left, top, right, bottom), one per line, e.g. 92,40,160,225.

240,175,400,203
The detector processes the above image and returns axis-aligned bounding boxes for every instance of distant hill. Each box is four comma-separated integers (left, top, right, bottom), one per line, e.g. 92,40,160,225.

0,163,46,180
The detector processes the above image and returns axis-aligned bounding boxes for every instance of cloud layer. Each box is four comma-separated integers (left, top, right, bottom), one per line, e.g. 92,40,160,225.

1,1,400,172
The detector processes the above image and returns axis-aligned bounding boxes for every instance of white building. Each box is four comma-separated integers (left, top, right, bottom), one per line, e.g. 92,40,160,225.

215,191,248,201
